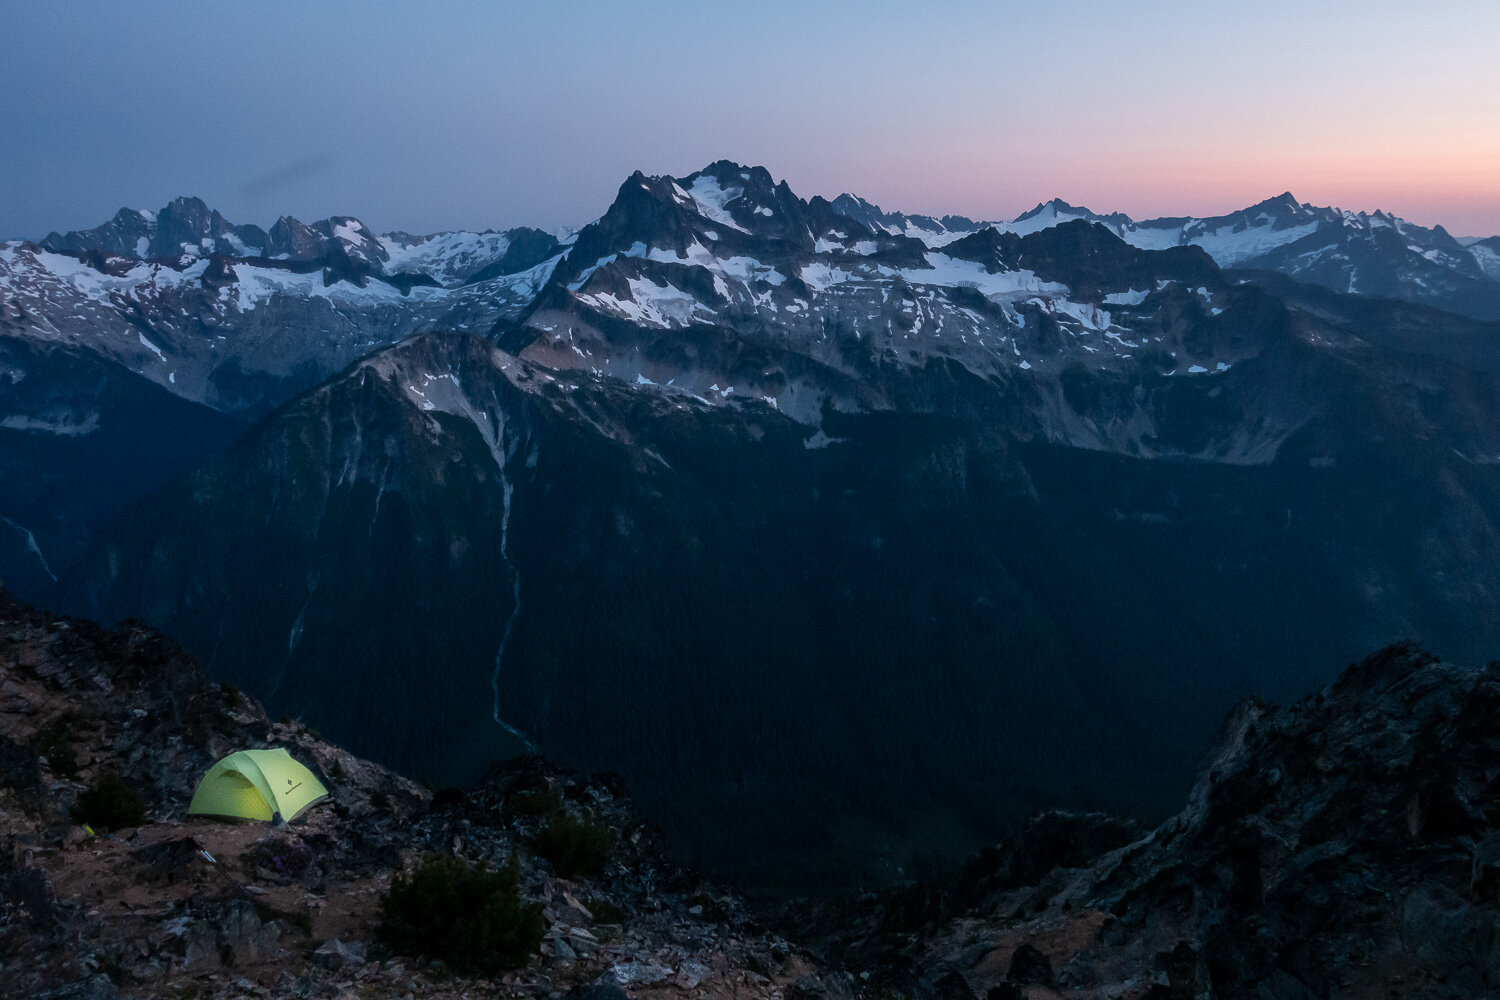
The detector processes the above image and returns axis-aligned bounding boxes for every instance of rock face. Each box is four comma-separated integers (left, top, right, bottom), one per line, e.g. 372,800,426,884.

860,643,1500,999
0,588,817,999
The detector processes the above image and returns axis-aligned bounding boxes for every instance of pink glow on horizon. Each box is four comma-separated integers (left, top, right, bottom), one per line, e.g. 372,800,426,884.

829,150,1500,238
6,2,1500,242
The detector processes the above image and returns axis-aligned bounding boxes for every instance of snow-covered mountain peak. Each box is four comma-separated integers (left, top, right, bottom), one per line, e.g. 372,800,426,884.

1242,191,1308,218
820,186,1500,317
512,169,1249,431
29,197,567,297
1014,197,1089,221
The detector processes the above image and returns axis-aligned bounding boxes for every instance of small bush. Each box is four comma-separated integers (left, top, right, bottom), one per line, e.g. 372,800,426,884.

533,811,612,879
71,770,146,830
378,854,544,971
34,719,78,779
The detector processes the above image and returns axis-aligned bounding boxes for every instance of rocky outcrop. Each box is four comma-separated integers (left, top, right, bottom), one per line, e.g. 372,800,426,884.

840,643,1500,999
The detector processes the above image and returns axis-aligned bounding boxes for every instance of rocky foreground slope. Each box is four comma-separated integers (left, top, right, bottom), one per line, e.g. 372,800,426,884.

5,588,1500,999
801,643,1500,1000
0,588,817,1000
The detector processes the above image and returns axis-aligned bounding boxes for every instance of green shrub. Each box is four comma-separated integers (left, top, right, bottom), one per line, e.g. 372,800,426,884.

533,811,612,879
71,770,146,830
34,718,78,779
378,854,544,971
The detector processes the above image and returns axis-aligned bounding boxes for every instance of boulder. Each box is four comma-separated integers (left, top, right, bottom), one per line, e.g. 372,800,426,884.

313,938,368,969
610,960,673,985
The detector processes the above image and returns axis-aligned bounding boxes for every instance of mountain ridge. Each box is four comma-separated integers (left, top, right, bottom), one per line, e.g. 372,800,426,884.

824,186,1500,320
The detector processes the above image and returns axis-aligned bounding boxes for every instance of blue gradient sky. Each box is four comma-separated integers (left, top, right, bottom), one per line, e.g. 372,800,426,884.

3,1,1498,239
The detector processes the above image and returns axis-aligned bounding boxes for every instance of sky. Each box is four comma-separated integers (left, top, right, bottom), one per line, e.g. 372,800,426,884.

3,1,1499,240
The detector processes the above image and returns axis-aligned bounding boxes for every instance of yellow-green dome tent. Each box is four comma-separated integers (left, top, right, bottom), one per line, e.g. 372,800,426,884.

187,749,328,822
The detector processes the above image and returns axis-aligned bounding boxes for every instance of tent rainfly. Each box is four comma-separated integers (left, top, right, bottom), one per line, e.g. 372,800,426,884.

187,748,329,822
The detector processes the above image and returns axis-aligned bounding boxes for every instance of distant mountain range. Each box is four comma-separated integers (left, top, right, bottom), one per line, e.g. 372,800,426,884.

5,163,1500,889
832,190,1500,321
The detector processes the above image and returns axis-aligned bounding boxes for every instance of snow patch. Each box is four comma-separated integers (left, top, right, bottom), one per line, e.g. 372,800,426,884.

0,412,101,436
685,175,749,233
578,277,716,328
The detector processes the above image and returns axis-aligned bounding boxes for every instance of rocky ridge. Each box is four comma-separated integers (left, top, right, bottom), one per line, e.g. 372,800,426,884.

0,587,817,1000
804,643,1500,999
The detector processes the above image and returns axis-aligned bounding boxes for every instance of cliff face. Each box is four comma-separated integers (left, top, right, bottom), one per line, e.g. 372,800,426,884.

0,589,816,1000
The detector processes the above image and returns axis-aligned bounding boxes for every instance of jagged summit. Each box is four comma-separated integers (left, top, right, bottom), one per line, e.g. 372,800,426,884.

1248,189,1301,210
508,161,1265,424
1013,196,1091,220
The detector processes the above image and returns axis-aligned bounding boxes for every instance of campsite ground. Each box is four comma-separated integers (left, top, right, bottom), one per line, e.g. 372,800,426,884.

0,588,820,1000
30,812,393,979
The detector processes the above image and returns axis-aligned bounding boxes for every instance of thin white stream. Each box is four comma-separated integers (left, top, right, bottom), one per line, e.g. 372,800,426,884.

491,441,539,752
